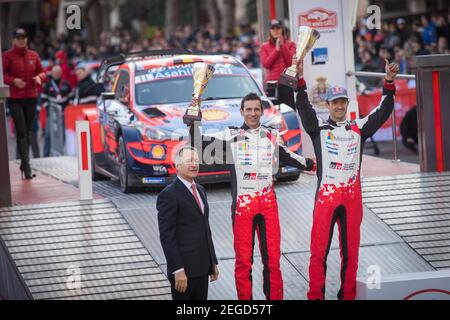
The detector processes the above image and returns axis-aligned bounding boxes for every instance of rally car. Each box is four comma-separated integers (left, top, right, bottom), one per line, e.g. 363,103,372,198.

85,50,304,192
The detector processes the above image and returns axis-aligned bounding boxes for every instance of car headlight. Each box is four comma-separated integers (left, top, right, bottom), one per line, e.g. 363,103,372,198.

144,127,171,141
135,121,175,141
264,114,283,130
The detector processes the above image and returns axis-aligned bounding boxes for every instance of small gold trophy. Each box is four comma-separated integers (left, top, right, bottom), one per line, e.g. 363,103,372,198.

183,63,215,126
279,26,320,89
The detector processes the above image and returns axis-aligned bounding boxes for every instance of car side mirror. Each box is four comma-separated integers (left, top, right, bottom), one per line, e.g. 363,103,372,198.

265,81,279,109
101,92,115,101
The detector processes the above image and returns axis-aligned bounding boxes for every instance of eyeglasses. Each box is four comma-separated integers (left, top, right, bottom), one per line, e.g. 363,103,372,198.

15,36,27,40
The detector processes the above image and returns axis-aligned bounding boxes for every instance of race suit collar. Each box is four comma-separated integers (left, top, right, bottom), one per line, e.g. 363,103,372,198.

328,117,347,127
241,122,261,131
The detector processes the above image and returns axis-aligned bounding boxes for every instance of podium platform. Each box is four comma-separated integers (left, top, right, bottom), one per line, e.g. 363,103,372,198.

1,155,448,299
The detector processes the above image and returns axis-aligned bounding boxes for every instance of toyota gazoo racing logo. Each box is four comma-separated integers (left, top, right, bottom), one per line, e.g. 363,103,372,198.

329,162,355,171
243,173,257,180
329,162,343,170
299,8,337,29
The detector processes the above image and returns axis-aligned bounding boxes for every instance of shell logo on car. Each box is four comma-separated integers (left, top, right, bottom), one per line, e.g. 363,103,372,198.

202,109,230,122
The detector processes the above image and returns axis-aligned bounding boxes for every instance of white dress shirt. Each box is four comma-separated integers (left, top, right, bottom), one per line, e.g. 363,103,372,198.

177,176,204,213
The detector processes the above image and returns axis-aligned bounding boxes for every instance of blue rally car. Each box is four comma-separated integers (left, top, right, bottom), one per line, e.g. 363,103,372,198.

84,50,304,192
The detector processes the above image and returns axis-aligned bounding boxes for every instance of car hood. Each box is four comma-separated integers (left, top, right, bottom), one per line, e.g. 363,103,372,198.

138,98,278,133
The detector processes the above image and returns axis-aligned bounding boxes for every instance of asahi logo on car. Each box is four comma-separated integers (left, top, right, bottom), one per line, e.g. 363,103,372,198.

299,8,337,29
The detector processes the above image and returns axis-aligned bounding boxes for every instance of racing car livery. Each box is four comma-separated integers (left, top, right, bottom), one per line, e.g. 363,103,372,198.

84,50,305,192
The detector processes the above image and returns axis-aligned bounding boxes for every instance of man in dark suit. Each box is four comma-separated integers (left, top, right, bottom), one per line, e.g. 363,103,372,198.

157,146,219,300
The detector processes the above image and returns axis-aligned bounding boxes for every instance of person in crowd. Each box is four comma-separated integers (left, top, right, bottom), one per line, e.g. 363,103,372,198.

40,65,72,157
260,19,296,107
2,28,46,179
400,106,418,153
73,66,103,105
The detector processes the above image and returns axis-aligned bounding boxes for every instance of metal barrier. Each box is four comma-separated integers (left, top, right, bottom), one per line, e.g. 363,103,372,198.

48,102,65,156
347,70,416,162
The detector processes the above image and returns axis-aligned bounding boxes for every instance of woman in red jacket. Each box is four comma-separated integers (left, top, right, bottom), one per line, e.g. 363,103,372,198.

260,20,296,108
2,28,46,179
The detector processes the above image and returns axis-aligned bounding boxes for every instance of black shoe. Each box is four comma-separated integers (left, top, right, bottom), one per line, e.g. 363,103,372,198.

21,163,36,180
17,138,35,180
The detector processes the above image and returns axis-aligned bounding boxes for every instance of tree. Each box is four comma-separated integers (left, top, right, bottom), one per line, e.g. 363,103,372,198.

221,0,236,37
165,0,181,39
84,0,106,46
206,0,221,36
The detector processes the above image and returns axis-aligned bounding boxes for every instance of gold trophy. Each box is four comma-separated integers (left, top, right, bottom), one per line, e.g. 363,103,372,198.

183,63,215,126
279,26,320,89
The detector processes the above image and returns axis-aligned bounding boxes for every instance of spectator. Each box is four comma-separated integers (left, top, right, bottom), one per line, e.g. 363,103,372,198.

41,65,72,157
241,45,258,68
55,50,77,88
354,13,449,87
411,40,430,56
400,106,418,153
73,67,102,105
421,15,438,46
437,36,449,54
384,23,402,48
2,28,46,179
397,18,412,44
436,15,450,42
394,49,408,74
260,19,296,107
377,47,393,72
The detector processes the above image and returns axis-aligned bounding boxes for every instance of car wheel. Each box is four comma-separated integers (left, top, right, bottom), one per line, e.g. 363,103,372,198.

118,136,134,193
91,138,108,181
276,173,300,183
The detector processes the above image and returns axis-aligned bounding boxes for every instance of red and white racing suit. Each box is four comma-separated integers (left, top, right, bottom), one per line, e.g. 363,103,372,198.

192,123,314,300
295,78,396,300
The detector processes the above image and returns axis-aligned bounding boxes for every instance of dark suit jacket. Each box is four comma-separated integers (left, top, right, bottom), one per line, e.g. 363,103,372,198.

157,178,218,279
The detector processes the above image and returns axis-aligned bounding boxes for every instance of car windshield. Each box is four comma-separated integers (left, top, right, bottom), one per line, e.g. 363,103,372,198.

134,63,262,105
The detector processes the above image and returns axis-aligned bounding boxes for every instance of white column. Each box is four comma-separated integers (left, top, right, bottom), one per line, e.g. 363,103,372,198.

76,121,93,201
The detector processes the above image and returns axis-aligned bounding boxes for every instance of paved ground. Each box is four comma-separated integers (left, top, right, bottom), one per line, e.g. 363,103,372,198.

0,199,171,300
6,119,446,300
13,156,437,300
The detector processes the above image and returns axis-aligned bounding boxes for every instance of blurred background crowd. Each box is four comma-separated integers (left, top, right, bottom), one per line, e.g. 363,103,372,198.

20,11,450,74
1,0,450,162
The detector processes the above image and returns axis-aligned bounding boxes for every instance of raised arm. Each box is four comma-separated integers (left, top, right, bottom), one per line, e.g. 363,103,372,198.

360,60,399,140
295,77,320,135
278,59,320,135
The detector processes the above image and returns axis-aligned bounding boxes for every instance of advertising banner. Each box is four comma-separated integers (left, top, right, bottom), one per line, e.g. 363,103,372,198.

288,0,358,120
